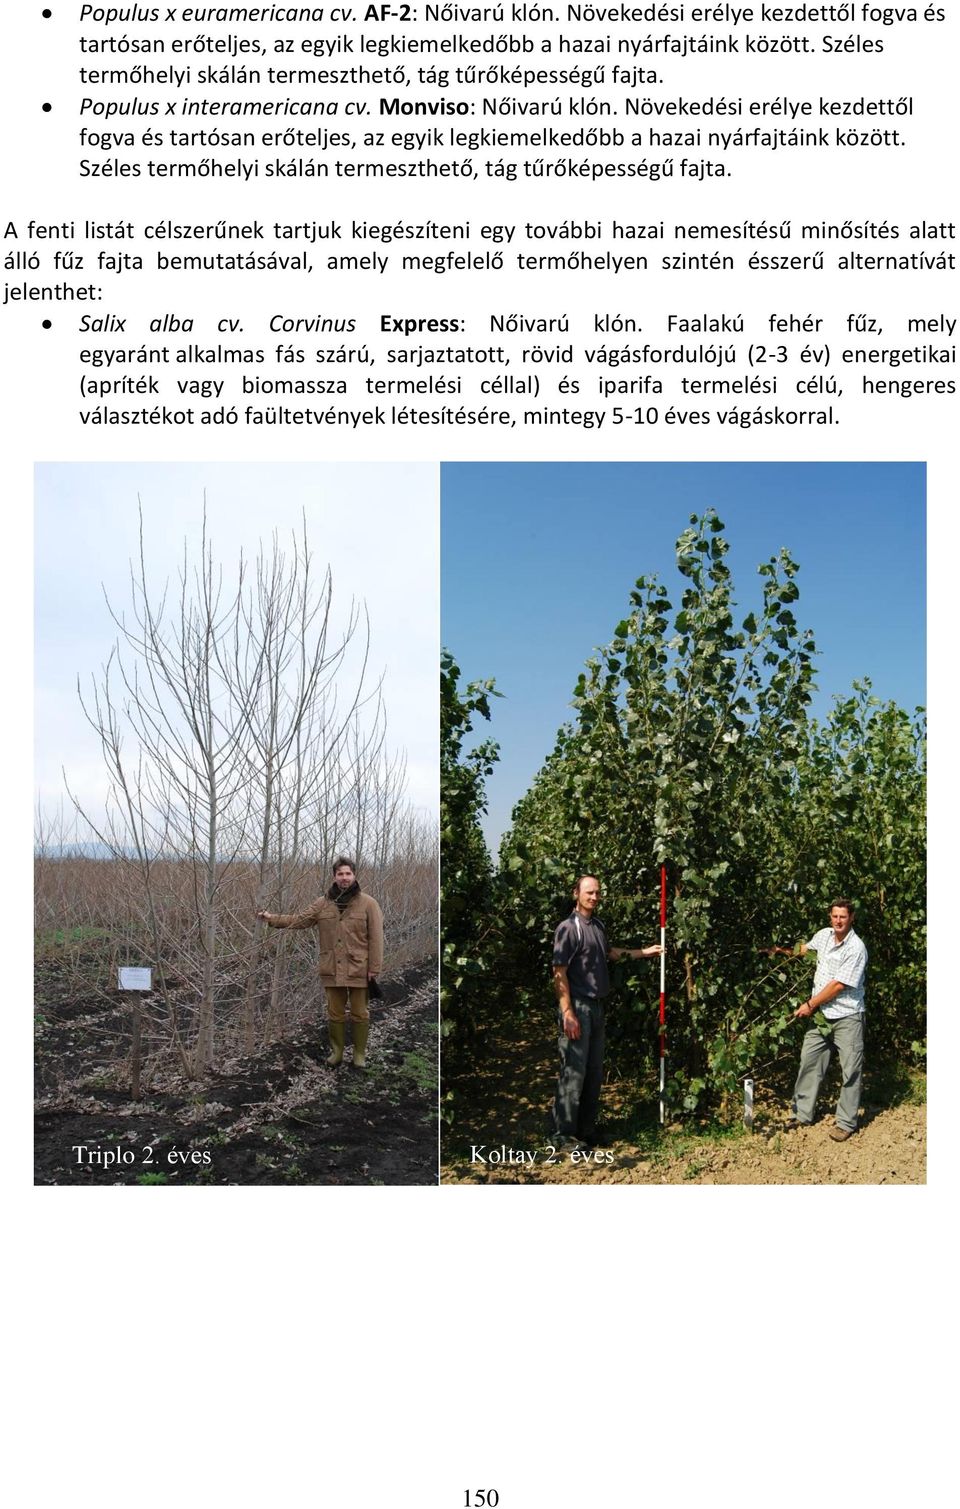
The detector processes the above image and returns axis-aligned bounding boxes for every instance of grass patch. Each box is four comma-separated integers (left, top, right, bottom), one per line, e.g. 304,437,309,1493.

866,1062,926,1108
81,1073,112,1093
260,1123,301,1147
604,1098,751,1162
442,1093,755,1172
398,1050,436,1096
363,1048,436,1106
36,925,113,951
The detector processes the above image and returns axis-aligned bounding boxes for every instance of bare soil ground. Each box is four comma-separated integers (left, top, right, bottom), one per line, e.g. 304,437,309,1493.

35,955,438,1186
442,1019,925,1186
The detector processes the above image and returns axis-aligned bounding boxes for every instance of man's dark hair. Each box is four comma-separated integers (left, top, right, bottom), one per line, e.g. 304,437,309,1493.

829,897,855,915
332,856,356,874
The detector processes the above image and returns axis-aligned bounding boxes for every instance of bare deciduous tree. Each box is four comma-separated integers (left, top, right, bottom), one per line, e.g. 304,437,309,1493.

42,504,436,1084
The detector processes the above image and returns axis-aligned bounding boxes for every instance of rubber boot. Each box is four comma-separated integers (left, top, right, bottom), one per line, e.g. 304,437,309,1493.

326,1021,346,1067
352,1019,370,1069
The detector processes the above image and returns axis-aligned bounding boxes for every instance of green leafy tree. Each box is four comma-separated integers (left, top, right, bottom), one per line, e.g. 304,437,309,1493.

491,511,924,1113
440,651,501,1057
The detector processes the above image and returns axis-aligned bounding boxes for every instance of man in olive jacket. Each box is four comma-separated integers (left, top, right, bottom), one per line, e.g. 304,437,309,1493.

258,857,384,1067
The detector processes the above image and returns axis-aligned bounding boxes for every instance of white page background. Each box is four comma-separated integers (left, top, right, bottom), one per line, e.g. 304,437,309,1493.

3,8,952,1505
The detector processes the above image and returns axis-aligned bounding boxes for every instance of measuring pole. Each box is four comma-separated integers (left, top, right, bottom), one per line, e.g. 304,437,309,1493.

659,863,667,1126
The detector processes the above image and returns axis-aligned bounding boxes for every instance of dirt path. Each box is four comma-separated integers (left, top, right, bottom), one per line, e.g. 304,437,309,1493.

35,958,437,1186
442,1020,925,1186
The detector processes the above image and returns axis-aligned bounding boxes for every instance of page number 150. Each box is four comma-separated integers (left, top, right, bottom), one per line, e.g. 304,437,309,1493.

464,1493,499,1507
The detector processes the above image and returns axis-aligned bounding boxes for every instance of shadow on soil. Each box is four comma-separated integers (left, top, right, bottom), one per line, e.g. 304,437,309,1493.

442,1013,925,1185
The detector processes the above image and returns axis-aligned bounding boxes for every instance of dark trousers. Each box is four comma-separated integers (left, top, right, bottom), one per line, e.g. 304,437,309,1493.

552,997,605,1139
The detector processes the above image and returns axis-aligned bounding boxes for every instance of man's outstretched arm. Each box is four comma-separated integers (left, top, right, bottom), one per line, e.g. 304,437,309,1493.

257,903,321,930
609,943,663,960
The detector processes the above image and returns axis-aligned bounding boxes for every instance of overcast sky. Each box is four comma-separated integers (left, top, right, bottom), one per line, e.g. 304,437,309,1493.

35,462,439,837
442,462,925,852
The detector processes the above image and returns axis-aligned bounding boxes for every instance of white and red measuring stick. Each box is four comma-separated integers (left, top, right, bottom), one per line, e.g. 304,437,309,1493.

659,863,667,1126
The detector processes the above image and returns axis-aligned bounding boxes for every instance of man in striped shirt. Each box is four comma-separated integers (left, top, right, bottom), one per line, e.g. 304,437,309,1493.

768,898,868,1140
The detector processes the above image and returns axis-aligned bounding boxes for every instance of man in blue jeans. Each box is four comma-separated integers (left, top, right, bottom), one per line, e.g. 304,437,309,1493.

551,875,662,1150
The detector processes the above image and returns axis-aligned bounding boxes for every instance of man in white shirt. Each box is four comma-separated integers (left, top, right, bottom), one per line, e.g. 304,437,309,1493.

767,899,868,1141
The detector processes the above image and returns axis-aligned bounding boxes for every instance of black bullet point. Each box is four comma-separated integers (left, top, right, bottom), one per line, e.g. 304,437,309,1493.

42,102,52,112
43,8,53,16
42,320,52,329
